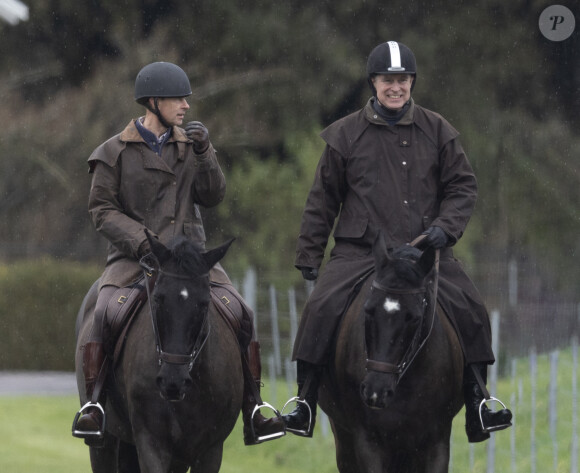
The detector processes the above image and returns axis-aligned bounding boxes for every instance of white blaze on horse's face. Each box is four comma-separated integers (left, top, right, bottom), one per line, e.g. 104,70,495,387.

180,288,189,300
383,297,401,313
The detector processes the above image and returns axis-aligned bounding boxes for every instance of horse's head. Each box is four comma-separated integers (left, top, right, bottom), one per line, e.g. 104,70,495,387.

146,231,233,402
360,233,435,409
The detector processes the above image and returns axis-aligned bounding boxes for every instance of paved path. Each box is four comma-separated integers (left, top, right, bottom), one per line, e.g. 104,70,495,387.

0,371,77,396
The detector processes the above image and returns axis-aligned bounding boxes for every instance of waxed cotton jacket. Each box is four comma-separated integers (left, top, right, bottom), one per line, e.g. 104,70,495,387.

292,98,494,365
88,119,227,288
295,98,477,268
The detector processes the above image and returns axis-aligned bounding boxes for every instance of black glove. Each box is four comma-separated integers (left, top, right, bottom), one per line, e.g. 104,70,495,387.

298,266,319,281
422,226,449,249
184,121,210,154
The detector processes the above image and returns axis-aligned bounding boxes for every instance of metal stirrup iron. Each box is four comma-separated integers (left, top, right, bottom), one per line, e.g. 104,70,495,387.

281,372,315,437
72,402,106,438
471,366,512,433
249,401,286,444
241,355,286,444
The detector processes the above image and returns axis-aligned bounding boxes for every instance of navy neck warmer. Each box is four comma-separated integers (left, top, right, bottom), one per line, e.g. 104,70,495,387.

372,98,411,126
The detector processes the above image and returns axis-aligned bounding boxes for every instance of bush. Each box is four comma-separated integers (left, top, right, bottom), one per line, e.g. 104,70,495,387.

0,258,101,371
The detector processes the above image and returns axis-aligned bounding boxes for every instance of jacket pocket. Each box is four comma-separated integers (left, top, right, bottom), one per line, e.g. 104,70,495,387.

334,213,369,239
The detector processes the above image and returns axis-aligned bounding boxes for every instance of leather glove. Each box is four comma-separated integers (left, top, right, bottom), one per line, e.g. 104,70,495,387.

422,226,449,249
185,121,210,154
298,266,319,281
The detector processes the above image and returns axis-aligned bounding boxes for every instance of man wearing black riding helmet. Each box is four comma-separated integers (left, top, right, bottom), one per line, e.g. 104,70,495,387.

283,41,512,443
72,62,284,447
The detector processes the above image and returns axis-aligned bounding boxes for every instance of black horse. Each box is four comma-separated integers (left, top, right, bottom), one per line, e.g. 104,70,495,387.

75,235,242,472
318,235,464,473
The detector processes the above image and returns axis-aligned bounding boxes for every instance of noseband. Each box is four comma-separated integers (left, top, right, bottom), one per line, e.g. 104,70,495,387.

365,248,440,382
141,262,210,372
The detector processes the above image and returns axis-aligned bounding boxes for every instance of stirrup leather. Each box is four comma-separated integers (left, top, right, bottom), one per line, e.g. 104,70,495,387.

281,396,313,437
478,397,511,433
72,402,106,438
248,401,286,444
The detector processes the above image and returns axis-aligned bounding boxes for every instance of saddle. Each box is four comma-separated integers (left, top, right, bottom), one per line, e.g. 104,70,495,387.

102,277,252,364
209,282,253,352
103,278,151,360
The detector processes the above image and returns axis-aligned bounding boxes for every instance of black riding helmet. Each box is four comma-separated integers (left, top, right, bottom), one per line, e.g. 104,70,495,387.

134,62,192,127
366,41,417,95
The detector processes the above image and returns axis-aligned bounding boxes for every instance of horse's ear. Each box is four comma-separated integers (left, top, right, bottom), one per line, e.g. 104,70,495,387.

418,247,436,276
145,229,171,264
203,238,235,271
372,231,391,272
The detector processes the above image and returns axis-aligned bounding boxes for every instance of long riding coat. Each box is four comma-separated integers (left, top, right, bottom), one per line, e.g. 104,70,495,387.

88,119,230,289
293,98,494,366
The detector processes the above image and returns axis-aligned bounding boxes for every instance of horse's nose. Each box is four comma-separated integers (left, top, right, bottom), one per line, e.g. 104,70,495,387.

360,377,395,409
156,366,193,402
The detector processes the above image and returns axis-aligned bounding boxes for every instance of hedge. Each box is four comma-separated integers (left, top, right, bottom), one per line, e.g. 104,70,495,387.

0,258,101,371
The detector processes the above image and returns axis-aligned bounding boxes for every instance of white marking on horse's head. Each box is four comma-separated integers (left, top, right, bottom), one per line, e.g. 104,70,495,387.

180,288,189,300
383,297,400,313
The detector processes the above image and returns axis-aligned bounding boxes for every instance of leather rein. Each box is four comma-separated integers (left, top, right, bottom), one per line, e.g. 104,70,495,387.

140,258,210,372
365,236,440,382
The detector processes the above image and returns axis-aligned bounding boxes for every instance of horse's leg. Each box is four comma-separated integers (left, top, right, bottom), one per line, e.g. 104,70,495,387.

420,428,452,473
89,433,118,473
132,428,173,473
188,444,223,473
330,421,379,473
118,440,140,473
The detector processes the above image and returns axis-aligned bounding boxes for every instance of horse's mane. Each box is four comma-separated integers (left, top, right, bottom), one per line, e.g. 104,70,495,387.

390,245,425,286
169,238,207,275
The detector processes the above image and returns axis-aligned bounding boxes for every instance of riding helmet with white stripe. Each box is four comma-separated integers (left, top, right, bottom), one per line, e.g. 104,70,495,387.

367,41,417,93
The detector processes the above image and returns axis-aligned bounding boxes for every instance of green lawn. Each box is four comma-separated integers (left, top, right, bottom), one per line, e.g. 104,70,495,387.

0,348,577,472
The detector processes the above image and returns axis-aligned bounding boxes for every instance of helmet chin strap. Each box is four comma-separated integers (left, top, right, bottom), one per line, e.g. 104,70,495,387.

152,97,172,129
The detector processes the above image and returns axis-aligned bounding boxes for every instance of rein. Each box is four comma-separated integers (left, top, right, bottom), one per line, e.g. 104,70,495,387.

141,261,210,372
365,239,440,382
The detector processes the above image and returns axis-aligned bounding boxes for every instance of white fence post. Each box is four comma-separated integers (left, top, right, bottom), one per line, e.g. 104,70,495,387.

269,284,282,375
550,350,559,472
510,358,517,473
487,310,500,473
572,337,578,473
530,347,537,473
243,267,257,318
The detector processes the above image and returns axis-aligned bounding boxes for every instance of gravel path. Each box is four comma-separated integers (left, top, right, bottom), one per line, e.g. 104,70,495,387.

0,371,77,396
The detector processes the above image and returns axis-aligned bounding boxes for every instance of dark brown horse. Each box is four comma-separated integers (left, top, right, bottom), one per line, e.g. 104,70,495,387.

318,235,464,473
75,235,242,473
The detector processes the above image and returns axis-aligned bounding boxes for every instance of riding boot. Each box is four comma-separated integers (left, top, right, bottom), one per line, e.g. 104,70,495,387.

282,359,321,437
242,341,286,445
73,342,107,440
463,363,512,443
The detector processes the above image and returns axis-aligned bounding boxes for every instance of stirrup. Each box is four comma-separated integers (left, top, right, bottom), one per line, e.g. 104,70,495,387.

72,402,106,439
281,396,313,437
478,397,512,433
248,401,286,444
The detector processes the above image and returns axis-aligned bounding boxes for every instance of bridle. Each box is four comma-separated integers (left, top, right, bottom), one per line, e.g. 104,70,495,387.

365,244,440,383
141,260,211,372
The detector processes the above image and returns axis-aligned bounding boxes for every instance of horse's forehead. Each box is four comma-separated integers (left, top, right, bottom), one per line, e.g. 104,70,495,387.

383,297,401,313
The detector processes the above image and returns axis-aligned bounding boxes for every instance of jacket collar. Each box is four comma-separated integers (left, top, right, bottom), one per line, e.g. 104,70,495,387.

120,119,190,144
365,97,415,126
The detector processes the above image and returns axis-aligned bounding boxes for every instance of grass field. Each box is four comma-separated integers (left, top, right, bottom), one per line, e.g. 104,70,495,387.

0,347,577,472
